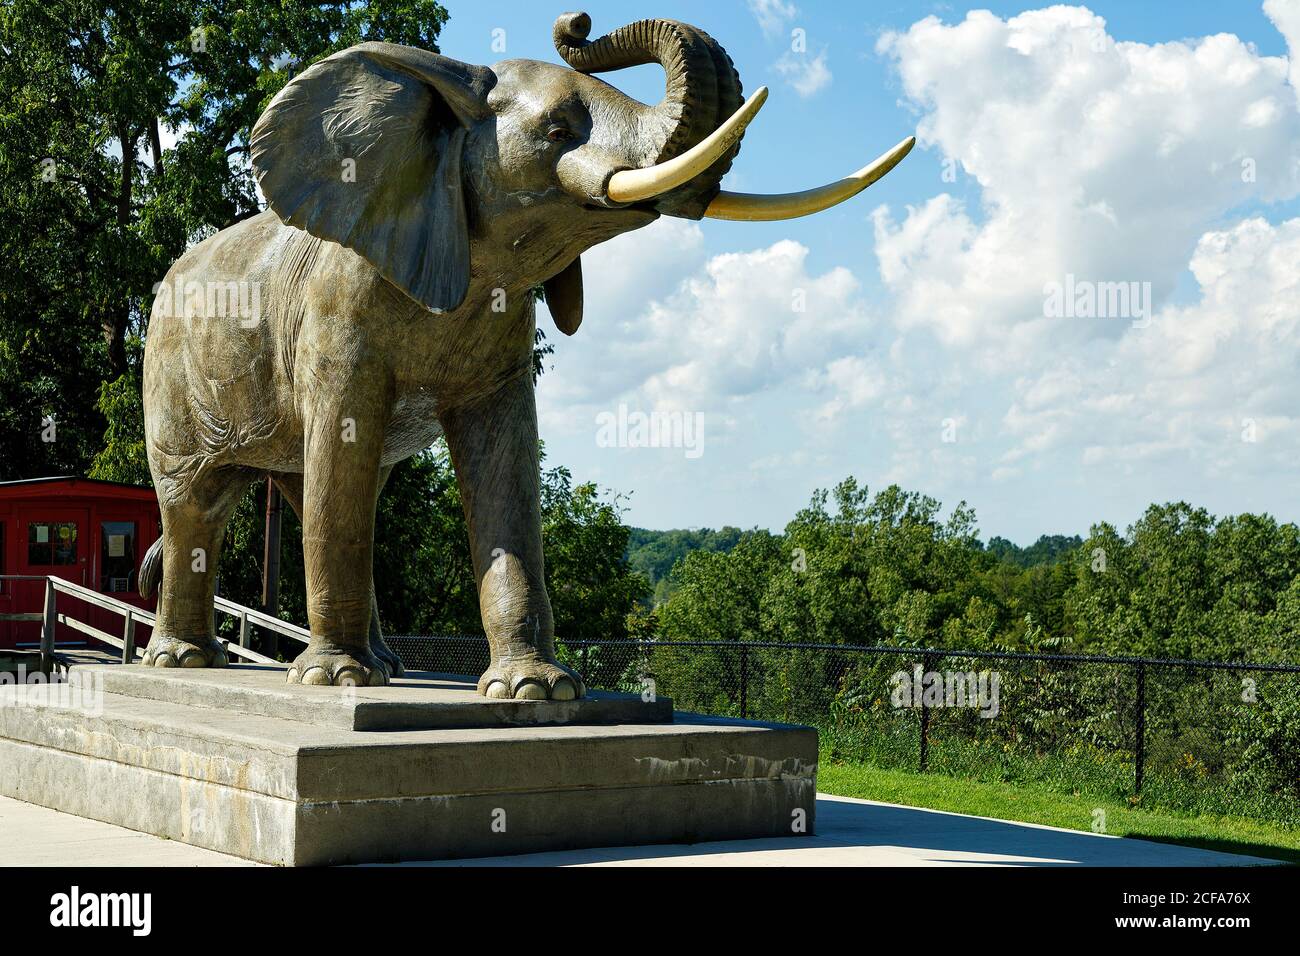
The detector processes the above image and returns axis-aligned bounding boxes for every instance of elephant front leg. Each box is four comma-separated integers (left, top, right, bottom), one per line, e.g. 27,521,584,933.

441,374,584,700
275,468,404,680
286,395,389,687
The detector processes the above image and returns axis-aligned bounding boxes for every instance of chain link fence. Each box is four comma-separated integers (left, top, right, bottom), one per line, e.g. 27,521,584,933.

386,635,1300,825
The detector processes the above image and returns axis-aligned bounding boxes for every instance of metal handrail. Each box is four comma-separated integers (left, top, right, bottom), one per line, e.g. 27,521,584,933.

0,574,287,668
213,594,310,647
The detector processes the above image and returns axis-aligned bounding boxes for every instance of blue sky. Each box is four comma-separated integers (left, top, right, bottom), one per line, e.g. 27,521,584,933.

437,1,1300,543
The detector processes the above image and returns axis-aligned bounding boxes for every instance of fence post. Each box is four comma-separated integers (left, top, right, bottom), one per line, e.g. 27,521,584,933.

121,610,136,664
40,577,56,673
1134,661,1147,796
919,652,938,772
239,611,251,649
739,644,749,719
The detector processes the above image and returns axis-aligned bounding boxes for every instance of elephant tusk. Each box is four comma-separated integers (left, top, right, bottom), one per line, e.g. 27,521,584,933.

606,87,769,204
702,136,916,221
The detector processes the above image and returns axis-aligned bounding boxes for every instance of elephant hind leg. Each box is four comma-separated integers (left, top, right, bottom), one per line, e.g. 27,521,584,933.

361,576,405,678
142,466,258,669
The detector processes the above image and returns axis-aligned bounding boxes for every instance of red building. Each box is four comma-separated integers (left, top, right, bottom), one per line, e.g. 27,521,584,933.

0,477,159,649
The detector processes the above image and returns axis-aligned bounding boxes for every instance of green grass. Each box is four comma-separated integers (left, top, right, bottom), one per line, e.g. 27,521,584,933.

819,754,1300,864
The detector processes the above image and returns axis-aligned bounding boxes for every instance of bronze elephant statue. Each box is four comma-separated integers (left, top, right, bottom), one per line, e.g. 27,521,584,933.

138,11,913,696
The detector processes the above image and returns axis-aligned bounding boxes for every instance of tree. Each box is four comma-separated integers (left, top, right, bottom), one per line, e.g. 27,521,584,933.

542,467,649,641
658,530,782,643
88,367,150,485
0,0,450,479
625,525,743,605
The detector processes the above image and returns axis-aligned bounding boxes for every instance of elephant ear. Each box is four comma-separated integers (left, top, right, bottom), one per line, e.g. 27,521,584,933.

250,43,495,313
544,257,583,335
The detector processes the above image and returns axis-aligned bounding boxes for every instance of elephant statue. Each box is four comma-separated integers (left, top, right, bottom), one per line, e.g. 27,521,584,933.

137,11,913,696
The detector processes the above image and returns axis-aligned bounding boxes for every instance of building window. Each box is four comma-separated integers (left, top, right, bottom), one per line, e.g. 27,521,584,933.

28,522,78,566
100,521,137,593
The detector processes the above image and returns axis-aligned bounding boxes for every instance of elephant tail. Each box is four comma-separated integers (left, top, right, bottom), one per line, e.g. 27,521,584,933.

139,535,164,599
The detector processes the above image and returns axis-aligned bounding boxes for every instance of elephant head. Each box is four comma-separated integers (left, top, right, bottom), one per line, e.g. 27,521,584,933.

249,11,914,335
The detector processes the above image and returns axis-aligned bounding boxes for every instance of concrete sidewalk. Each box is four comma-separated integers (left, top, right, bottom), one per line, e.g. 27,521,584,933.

0,793,254,866
0,793,1281,866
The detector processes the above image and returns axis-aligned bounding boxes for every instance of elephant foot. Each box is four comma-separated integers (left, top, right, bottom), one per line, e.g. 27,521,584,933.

478,656,585,701
141,635,229,669
371,634,405,679
286,642,389,687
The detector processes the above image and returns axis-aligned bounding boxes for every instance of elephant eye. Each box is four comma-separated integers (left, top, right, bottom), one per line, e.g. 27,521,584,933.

546,126,575,144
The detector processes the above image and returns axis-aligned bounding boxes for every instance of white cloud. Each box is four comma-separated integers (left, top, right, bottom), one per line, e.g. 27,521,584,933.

538,223,880,431
1265,0,1300,109
748,0,799,41
748,0,831,99
1007,215,1300,471
774,50,832,98
782,4,1300,507
807,355,886,422
873,6,1300,353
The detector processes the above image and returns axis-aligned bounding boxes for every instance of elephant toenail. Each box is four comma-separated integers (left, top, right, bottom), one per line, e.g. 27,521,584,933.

551,678,576,701
485,680,511,698
154,653,177,668
514,680,547,700
301,667,331,685
335,667,364,686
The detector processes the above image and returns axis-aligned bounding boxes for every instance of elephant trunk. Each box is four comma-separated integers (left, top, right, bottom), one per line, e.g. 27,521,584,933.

553,12,744,219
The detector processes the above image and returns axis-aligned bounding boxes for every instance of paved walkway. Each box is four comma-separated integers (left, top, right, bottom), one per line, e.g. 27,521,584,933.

0,794,254,867
0,793,1279,867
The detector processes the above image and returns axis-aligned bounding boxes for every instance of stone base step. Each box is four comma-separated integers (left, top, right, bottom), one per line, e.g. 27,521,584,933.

78,663,673,730
0,665,817,865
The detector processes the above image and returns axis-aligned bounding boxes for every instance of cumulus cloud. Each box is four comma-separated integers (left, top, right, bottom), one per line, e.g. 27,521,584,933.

748,0,799,41
1266,0,1300,108
774,50,832,97
873,6,1300,352
827,3,1300,496
748,0,831,98
538,222,881,431
806,355,887,423
1001,216,1300,474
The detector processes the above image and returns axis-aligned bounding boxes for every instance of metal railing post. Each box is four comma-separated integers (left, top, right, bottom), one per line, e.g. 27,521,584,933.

262,478,282,659
40,577,56,672
121,610,136,664
239,611,251,648
1134,661,1147,795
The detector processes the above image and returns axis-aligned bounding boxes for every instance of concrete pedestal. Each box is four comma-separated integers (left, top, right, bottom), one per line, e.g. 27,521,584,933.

0,664,817,865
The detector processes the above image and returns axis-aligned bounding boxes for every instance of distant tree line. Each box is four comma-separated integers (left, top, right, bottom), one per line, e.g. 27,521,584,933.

643,479,1300,665
626,526,744,605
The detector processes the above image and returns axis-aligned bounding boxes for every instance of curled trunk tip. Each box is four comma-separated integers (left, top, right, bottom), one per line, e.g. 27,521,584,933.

551,12,744,218
553,11,593,53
